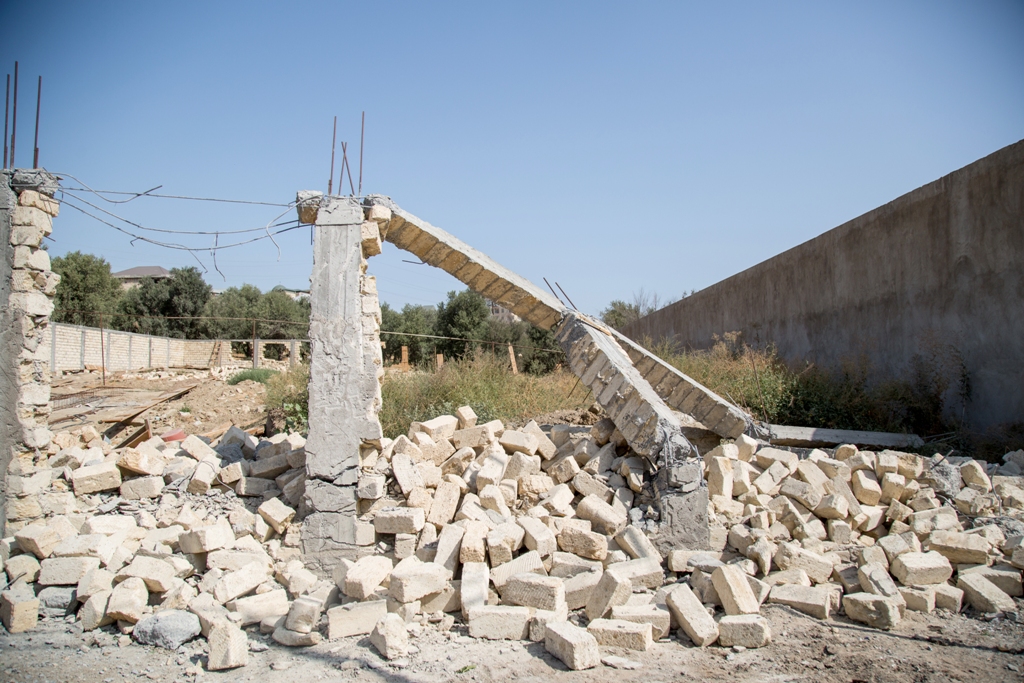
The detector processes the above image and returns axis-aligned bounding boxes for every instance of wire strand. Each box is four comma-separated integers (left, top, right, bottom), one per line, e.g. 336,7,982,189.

52,171,292,207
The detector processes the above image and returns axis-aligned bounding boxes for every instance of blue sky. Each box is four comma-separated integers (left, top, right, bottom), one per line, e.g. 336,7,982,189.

3,1,1022,316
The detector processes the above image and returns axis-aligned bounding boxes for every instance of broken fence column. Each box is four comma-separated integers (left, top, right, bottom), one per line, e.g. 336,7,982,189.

299,194,383,574
555,312,709,553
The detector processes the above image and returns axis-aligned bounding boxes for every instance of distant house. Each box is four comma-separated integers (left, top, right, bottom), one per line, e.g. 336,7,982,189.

275,287,310,301
112,266,171,290
486,300,520,324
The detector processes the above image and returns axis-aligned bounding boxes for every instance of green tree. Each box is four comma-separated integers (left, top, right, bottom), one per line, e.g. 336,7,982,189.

114,267,212,338
381,302,437,366
204,283,264,339
434,289,489,360
50,251,123,327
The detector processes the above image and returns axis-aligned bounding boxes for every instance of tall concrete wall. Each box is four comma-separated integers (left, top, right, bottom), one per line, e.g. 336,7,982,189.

622,140,1024,432
0,172,19,534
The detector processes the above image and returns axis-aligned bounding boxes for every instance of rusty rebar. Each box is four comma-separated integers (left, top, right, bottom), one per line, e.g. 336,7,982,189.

328,116,337,195
33,75,40,168
3,73,9,169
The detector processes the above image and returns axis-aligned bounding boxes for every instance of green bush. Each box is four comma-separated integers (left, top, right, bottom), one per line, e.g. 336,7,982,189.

265,364,310,433
227,368,279,385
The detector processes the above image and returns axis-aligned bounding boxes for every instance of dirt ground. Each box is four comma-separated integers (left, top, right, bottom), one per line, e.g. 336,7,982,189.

3,604,1022,683
49,364,271,437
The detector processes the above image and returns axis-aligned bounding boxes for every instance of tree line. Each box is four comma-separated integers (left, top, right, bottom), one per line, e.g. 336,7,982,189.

51,251,310,341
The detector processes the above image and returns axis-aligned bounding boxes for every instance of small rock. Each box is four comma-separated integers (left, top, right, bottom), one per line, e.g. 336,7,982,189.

602,655,642,670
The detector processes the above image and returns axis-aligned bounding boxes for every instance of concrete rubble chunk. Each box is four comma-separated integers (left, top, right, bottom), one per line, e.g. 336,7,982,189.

610,604,672,640
545,620,601,670
14,524,63,560
71,462,122,495
666,583,719,646
273,624,321,647
230,589,289,626
373,507,426,535
284,596,323,634
133,610,202,649
213,561,273,604
39,556,101,586
389,559,448,602
585,566,632,621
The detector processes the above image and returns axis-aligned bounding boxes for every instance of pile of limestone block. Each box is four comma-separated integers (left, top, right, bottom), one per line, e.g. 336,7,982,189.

696,437,1024,633
1,423,316,669
3,407,1024,673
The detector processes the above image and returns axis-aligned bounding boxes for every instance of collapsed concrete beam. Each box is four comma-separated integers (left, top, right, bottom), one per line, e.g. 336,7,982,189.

555,313,708,552
362,196,566,330
609,329,753,439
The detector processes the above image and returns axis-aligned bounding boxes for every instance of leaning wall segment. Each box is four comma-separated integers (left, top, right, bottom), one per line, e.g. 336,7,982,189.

1,170,61,534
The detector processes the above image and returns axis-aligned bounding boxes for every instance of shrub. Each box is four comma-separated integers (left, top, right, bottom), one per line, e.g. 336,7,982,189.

265,364,310,433
227,368,279,385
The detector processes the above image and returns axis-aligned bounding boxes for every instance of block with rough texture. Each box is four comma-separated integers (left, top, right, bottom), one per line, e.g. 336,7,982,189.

958,573,1016,613
230,589,289,626
370,613,408,659
933,583,964,612
927,530,990,565
545,620,601,670
328,600,388,639
564,569,603,611
212,561,273,604
615,525,663,563
0,590,39,633
576,494,628,535
843,592,902,630
665,583,719,647
503,573,565,611
344,556,394,600
461,561,490,619
587,618,653,651
106,576,148,623
121,475,165,500
284,596,323,634
711,564,760,615
258,498,296,534
899,586,936,613
774,543,833,584
717,614,772,648
518,516,557,557
557,525,608,561
178,520,235,554
71,462,122,494
490,550,546,590
373,507,425,535
890,551,952,586
116,556,177,592
767,584,831,620
38,556,100,586
389,559,448,602
272,625,322,647
468,605,531,639
207,622,249,670
585,567,632,621
610,604,672,639
14,524,63,559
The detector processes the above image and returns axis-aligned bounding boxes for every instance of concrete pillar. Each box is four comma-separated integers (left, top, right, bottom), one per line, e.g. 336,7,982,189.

1,169,60,535
300,195,383,575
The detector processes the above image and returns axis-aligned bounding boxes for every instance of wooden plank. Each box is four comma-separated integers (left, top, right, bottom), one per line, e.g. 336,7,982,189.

99,384,198,424
768,424,924,449
116,419,152,449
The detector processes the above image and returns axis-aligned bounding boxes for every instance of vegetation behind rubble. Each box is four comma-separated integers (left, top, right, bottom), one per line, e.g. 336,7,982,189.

647,332,967,449
378,353,589,439
226,368,278,385
265,364,310,433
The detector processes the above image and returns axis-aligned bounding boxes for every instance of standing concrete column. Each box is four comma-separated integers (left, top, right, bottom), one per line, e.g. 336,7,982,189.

1,169,61,535
300,194,383,575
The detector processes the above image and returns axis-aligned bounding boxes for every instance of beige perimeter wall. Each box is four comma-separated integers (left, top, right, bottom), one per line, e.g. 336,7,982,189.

622,140,1024,431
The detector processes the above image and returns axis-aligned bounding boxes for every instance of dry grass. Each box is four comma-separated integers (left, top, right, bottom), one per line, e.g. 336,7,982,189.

380,353,590,439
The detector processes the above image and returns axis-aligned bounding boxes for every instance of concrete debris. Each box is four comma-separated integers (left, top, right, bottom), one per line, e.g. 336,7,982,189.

2,414,1022,675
